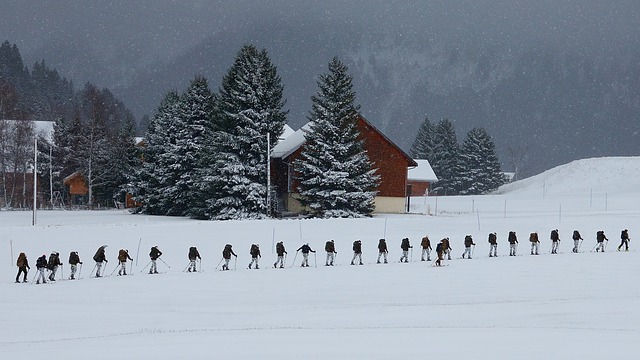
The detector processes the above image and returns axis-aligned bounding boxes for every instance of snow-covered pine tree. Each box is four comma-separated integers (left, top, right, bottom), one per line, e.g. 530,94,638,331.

205,45,288,220
456,127,506,195
430,119,460,195
296,57,378,218
410,117,435,160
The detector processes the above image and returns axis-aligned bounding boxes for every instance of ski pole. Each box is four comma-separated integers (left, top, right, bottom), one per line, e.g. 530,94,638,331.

129,260,133,275
284,253,288,268
314,252,317,268
183,262,190,272
214,257,224,270
471,244,475,258
31,269,38,283
110,263,120,276
140,261,151,273
290,251,299,268
578,239,583,252
159,257,171,268
410,248,413,262
78,263,83,279
60,265,64,281
234,256,237,270
198,259,202,272
605,240,609,251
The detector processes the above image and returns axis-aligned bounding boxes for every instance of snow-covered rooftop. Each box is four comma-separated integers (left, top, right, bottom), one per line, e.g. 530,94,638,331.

408,159,438,182
271,123,311,159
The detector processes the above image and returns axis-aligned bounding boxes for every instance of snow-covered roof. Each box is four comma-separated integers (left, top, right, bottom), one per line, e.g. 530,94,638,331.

280,124,295,139
408,159,438,182
271,123,312,159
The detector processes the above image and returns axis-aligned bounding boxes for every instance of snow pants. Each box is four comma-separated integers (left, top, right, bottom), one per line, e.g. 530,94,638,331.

377,251,388,263
248,256,259,269
222,258,230,270
489,244,497,257
16,266,28,282
551,241,559,254
421,248,431,261
400,250,409,263
509,243,517,256
573,240,580,253
37,268,46,283
301,253,309,267
596,241,605,252
274,255,285,268
618,239,629,251
95,261,104,277
70,264,78,279
149,259,158,273
462,246,472,259
119,261,128,275
445,249,452,260
48,265,58,281
351,252,362,265
530,242,539,255
326,252,335,266
188,260,197,272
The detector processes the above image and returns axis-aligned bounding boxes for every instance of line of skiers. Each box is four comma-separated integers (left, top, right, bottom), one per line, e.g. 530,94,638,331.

14,229,632,283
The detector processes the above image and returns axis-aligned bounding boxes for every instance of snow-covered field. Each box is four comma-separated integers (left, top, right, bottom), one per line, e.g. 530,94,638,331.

2,157,639,359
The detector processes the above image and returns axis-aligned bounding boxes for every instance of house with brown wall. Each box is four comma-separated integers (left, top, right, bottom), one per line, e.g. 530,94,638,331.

271,113,417,214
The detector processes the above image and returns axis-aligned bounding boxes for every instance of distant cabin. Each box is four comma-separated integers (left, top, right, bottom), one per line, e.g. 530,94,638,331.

407,159,438,196
63,171,88,205
271,113,418,215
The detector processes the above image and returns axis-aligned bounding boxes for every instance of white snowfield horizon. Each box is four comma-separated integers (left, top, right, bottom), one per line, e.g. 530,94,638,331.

1,156,639,359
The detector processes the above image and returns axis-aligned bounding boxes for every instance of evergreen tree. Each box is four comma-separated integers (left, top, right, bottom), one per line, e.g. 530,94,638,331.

430,119,460,195
410,117,435,160
456,127,506,195
205,45,288,220
295,57,378,218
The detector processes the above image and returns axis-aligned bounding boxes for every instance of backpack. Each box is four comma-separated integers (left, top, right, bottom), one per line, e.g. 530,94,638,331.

250,244,259,256
189,247,197,258
488,233,497,244
69,252,79,265
436,243,443,253
401,238,409,249
36,256,47,268
572,230,580,240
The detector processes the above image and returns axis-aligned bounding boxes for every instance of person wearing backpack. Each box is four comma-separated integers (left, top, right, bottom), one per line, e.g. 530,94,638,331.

572,230,583,253
149,246,162,274
508,231,518,256
117,249,133,276
550,229,560,254
351,240,363,265
296,243,316,267
35,254,48,284
222,244,237,271
47,252,62,281
68,251,82,280
399,238,412,263
377,239,388,264
93,245,108,278
421,236,432,261
274,242,287,268
530,232,540,255
248,244,261,269
325,240,336,266
595,231,608,252
488,233,498,257
15,252,30,283
442,237,452,260
462,235,475,259
618,229,630,252
435,239,446,266
188,247,201,272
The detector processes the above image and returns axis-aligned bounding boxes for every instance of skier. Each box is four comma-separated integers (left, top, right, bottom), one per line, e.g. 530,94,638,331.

399,237,412,263
117,249,133,275
222,244,237,271
248,244,261,269
35,254,47,284
377,238,388,264
351,240,363,265
149,246,162,274
420,235,432,261
15,252,29,283
93,245,108,278
488,232,498,257
442,237,452,260
595,231,608,252
508,231,518,256
530,232,540,255
274,241,287,268
296,243,315,267
461,235,475,259
325,240,336,266
434,239,446,267
572,230,583,253
47,251,62,281
618,229,630,251
550,229,560,254
68,251,82,280
188,247,201,272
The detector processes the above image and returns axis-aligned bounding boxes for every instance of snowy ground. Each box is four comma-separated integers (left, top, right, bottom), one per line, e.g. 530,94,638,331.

1,157,639,359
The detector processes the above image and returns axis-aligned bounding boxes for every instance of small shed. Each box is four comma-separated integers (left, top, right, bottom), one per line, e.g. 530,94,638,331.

63,171,88,196
407,159,439,196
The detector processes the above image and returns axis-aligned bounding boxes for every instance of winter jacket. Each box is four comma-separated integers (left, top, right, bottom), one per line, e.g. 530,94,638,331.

68,252,81,265
222,245,236,259
149,247,162,260
352,241,362,254
93,246,107,263
47,253,62,270
325,241,336,253
421,237,431,250
188,247,201,261
596,231,608,243
488,233,497,245
436,242,443,254
118,249,133,262
442,238,451,250
16,253,29,268
529,233,539,243
400,238,412,251
250,245,261,258
621,230,629,241
297,244,314,254
36,255,47,269
464,235,475,247
550,230,560,242
275,242,287,256
508,231,518,244
572,230,582,241
378,239,388,253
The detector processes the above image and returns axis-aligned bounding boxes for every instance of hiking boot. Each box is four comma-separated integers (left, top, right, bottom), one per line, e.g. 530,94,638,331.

36,281,40,284
359,262,363,265
377,260,381,264
384,260,388,264
350,262,354,265
279,265,284,268
15,280,20,283
22,279,27,283
255,266,259,269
